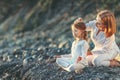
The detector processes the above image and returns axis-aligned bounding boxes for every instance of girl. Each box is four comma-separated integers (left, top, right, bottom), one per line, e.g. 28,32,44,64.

75,10,120,67
56,21,89,73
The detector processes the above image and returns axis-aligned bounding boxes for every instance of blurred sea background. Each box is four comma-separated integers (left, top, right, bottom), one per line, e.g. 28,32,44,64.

0,0,120,51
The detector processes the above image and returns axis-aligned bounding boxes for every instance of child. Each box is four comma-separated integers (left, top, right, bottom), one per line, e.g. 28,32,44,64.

56,20,89,73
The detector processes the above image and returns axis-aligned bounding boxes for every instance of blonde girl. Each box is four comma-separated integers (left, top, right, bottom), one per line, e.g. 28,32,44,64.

56,21,89,72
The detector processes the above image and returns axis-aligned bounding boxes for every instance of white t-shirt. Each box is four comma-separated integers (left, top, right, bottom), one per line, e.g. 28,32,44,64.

86,20,120,54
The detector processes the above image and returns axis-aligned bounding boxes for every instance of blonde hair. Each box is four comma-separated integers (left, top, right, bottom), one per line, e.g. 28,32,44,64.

97,10,116,37
71,21,87,40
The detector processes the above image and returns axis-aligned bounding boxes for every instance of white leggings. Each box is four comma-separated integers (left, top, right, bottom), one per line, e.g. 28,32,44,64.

56,58,87,72
87,52,118,66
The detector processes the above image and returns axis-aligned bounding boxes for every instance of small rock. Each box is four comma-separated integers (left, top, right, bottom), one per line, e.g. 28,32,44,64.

38,56,43,61
23,56,34,65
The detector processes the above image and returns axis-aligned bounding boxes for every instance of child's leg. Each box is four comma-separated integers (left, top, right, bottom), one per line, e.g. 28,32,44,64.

56,58,70,67
73,63,84,73
73,58,88,73
56,58,74,72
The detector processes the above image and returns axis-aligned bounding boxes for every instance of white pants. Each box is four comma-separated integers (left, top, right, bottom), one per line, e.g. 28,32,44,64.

87,51,118,66
56,58,88,72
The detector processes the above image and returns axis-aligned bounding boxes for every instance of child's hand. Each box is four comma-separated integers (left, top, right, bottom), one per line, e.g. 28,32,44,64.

54,55,61,58
77,18,83,22
76,56,82,63
74,18,83,24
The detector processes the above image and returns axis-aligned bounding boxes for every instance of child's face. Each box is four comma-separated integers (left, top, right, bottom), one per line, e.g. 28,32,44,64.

72,27,84,39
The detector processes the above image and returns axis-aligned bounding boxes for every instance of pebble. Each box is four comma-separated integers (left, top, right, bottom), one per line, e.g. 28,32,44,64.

23,56,34,65
7,55,14,62
38,56,43,61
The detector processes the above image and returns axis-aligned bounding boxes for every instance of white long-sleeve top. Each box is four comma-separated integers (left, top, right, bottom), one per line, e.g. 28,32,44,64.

86,20,120,54
56,40,89,71
70,40,89,63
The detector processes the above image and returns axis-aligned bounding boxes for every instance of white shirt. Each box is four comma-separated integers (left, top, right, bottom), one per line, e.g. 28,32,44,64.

86,20,120,54
71,40,89,63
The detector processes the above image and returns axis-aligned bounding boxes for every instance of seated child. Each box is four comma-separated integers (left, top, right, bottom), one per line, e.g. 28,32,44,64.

55,20,89,73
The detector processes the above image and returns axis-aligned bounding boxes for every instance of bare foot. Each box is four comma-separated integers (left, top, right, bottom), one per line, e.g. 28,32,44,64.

110,59,120,67
75,69,83,74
